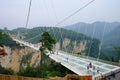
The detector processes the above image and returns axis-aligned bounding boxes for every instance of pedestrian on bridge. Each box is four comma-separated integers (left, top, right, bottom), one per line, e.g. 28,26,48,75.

87,64,89,70
67,57,68,62
89,62,92,68
93,66,95,75
93,66,95,70
87,64,90,73
97,67,99,73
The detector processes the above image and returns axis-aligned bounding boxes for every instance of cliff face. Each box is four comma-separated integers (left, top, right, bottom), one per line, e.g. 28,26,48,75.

54,38,87,54
0,46,41,72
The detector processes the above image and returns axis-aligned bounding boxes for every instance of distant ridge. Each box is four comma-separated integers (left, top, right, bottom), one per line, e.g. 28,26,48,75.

64,21,120,39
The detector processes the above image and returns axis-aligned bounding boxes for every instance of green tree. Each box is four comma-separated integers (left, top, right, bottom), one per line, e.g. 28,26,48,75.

17,64,41,77
0,32,6,47
0,65,14,75
114,47,120,60
39,31,56,78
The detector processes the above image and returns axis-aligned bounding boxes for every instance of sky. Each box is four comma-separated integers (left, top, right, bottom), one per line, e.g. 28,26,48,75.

0,0,120,30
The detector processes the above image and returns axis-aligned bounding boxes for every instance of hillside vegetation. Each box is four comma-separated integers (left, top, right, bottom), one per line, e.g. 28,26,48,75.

10,27,100,58
102,26,120,61
0,31,20,48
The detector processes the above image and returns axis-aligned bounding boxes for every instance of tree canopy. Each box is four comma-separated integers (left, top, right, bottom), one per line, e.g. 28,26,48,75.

39,31,56,78
40,31,56,52
114,47,120,60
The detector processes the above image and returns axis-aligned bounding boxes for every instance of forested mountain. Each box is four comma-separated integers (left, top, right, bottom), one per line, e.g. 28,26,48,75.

0,30,19,48
10,27,100,58
102,26,120,60
64,22,120,61
64,21,120,39
103,26,120,47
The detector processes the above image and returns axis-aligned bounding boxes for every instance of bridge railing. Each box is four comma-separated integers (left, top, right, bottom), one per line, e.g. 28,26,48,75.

79,55,119,66
58,50,119,66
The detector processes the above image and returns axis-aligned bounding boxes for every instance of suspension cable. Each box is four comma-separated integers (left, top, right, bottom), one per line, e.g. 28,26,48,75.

25,0,32,28
17,0,32,40
54,0,95,26
50,0,59,24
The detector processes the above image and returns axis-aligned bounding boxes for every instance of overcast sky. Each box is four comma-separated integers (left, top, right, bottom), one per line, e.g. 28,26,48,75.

0,0,120,30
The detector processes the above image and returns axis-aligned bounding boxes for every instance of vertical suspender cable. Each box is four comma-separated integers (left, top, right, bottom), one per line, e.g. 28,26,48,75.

82,24,88,54
87,23,96,59
42,0,56,39
42,0,50,32
49,0,66,51
49,0,64,52
97,23,106,61
50,0,58,24
74,24,81,53
50,0,59,38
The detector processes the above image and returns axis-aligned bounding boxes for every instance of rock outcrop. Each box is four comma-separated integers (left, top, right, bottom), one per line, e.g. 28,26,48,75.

0,46,41,72
54,38,87,54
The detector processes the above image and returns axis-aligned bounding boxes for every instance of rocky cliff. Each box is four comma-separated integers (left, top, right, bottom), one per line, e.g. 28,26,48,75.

54,38,87,55
0,46,41,72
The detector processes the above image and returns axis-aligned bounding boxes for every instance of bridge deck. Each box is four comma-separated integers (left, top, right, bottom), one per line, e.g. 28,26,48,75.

13,38,40,50
48,51,120,79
